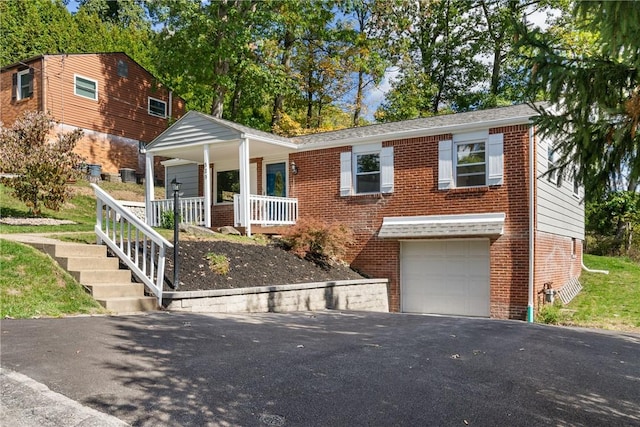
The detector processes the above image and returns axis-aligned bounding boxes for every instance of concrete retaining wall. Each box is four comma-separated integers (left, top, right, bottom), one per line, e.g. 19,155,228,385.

163,279,389,314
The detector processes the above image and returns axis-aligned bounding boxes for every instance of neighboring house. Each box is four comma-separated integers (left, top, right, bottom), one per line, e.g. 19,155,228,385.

0,52,185,180
143,104,584,320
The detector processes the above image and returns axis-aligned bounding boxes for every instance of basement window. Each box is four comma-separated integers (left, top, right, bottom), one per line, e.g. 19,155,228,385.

148,97,167,118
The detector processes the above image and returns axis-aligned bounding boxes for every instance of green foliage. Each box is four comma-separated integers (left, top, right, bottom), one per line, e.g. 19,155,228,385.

160,210,180,230
536,300,562,325
0,112,84,216
0,239,105,318
586,191,640,256
205,252,230,275
520,0,640,196
280,218,354,267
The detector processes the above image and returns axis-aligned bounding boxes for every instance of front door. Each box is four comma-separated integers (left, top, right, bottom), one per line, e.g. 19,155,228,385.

266,162,287,197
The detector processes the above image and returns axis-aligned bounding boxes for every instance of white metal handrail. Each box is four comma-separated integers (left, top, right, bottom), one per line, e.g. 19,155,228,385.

92,184,173,305
148,197,206,227
234,194,298,226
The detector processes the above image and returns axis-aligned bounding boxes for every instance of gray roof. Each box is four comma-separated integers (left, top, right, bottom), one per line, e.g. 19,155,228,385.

295,103,543,147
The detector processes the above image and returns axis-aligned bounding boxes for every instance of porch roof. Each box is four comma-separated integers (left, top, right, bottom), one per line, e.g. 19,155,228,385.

145,111,297,163
378,213,506,239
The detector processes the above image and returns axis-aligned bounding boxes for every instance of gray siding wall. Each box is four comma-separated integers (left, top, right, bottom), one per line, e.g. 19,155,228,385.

165,163,199,198
536,134,585,239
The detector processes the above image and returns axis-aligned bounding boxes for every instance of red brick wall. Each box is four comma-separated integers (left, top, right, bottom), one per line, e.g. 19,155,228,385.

0,59,43,125
534,231,583,309
290,124,532,319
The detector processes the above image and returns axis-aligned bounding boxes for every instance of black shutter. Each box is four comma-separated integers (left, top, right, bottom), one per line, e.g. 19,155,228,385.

11,73,17,101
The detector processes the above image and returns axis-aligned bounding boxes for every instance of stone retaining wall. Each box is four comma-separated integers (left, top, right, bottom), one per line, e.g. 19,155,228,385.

163,279,389,314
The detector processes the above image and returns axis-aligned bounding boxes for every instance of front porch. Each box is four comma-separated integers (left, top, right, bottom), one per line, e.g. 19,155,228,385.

142,111,300,235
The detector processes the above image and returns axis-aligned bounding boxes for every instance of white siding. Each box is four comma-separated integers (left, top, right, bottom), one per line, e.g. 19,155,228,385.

536,135,585,239
166,163,199,198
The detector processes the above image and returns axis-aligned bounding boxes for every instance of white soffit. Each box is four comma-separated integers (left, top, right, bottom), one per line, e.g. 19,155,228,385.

378,213,506,238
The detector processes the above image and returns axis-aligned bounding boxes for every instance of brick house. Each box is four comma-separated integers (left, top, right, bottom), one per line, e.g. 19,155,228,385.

143,104,584,320
0,53,185,180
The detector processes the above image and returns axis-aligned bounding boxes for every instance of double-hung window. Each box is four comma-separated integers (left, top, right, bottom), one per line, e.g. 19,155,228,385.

16,69,34,100
340,143,394,196
74,75,97,100
148,97,167,118
455,141,486,187
438,131,503,189
355,152,381,193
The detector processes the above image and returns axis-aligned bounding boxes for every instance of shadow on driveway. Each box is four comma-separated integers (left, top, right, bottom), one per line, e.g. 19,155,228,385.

1,311,639,426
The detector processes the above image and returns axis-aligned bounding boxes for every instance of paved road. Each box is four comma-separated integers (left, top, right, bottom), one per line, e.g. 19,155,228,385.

1,311,639,426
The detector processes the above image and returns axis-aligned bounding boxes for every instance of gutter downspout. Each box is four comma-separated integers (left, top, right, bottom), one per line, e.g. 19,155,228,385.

582,256,609,275
527,124,535,323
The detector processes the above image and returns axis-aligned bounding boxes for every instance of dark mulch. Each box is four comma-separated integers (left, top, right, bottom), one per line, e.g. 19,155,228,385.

163,239,365,292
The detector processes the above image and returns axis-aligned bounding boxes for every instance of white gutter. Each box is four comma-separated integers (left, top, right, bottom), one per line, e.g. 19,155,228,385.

527,124,535,323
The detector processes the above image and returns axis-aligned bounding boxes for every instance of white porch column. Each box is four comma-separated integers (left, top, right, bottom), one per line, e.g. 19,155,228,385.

239,137,251,236
144,152,155,225
203,144,212,228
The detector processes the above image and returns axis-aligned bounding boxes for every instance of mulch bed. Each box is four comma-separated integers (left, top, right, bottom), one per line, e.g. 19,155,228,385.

163,240,365,292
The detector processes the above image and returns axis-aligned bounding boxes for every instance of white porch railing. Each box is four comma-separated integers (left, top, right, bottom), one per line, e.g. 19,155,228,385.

148,197,206,227
234,194,298,226
92,184,173,306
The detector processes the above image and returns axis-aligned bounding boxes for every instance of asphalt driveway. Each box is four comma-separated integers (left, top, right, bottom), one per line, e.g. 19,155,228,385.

1,311,639,426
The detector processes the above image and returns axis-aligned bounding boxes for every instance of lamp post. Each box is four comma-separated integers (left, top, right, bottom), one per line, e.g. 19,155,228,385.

171,177,181,289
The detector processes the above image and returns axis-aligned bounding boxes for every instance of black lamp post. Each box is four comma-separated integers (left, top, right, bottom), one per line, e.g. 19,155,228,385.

171,177,181,289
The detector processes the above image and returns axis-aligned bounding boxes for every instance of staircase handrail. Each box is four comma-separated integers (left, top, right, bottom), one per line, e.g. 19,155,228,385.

91,184,173,306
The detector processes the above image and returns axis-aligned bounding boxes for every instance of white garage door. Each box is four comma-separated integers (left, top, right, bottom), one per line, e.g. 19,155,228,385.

401,239,490,317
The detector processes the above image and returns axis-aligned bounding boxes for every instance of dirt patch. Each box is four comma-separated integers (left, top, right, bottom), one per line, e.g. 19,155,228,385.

164,240,365,292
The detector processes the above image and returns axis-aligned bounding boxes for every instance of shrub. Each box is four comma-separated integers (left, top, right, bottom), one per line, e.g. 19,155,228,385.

206,252,230,275
280,218,354,267
0,111,84,215
160,210,181,229
537,300,563,325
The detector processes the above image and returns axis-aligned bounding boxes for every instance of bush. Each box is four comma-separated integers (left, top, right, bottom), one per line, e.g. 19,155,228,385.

537,300,563,325
280,218,354,267
0,111,84,215
206,252,230,275
160,210,181,229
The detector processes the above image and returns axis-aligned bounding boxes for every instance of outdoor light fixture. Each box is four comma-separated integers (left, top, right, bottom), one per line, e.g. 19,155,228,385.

291,161,298,175
171,177,182,289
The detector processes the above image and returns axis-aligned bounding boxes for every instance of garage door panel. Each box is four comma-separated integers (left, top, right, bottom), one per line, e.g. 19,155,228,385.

401,240,490,317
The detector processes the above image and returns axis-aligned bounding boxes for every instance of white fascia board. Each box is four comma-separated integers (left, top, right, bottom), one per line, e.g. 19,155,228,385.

382,213,506,226
296,116,531,151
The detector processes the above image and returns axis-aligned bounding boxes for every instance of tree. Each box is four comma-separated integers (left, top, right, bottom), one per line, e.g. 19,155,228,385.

520,1,640,196
0,112,84,216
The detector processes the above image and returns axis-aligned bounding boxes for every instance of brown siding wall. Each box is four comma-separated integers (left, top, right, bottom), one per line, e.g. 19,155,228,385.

1,54,185,174
289,124,532,319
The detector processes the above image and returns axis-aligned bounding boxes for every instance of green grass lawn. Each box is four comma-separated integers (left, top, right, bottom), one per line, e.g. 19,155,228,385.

558,254,640,333
0,239,106,318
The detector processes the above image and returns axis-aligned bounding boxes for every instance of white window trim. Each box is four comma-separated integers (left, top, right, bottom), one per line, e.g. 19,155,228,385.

16,69,32,100
453,138,487,188
74,74,98,101
340,144,393,196
148,97,167,118
354,151,381,195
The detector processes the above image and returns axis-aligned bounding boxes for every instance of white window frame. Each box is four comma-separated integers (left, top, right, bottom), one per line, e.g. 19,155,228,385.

454,139,487,188
148,97,167,118
16,69,33,100
74,74,98,100
341,143,393,196
354,151,381,194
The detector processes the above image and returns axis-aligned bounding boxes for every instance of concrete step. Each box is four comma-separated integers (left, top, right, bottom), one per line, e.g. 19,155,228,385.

96,296,158,313
70,269,132,284
57,256,119,271
42,243,107,259
85,282,145,298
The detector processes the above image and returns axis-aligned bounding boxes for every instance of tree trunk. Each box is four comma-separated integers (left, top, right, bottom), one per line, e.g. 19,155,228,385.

271,29,295,128
353,69,364,126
